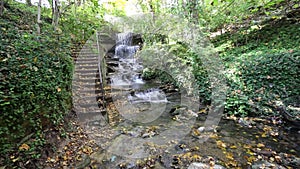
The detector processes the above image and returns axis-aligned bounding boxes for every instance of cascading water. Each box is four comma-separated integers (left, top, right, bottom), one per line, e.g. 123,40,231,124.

110,32,168,123
110,32,143,87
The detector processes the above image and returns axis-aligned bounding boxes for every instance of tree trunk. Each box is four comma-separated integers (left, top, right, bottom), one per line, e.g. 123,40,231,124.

37,0,42,34
26,0,32,6
52,0,60,30
0,0,4,16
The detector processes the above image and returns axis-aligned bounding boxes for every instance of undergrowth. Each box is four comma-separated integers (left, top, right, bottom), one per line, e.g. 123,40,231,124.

213,19,300,116
0,1,103,167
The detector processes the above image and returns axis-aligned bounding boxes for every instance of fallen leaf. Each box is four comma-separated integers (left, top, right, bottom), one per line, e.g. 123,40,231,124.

225,152,234,160
216,140,227,148
192,154,201,160
261,132,267,138
257,143,265,148
19,143,30,151
243,144,252,149
230,145,237,149
245,155,256,164
274,155,281,162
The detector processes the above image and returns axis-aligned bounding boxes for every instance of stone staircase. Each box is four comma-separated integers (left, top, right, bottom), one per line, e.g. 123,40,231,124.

72,30,142,128
72,32,116,127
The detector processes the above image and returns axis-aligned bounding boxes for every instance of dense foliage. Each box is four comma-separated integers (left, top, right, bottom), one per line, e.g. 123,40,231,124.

213,21,300,116
0,1,105,165
0,1,73,162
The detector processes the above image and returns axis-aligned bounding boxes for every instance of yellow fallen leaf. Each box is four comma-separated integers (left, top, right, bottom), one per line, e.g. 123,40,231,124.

182,152,192,159
245,155,256,164
198,108,207,114
216,140,227,148
210,134,218,139
192,154,201,160
246,149,254,155
261,132,267,138
274,155,281,162
243,144,252,149
225,152,234,160
19,143,30,151
192,146,200,151
257,143,265,148
230,145,237,149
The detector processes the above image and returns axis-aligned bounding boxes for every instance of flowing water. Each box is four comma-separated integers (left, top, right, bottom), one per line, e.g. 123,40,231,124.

86,32,300,168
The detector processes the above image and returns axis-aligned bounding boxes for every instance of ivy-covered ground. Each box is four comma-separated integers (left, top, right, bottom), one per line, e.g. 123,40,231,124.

213,17,300,117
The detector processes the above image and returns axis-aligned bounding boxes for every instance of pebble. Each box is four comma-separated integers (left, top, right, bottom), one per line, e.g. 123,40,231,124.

188,162,225,169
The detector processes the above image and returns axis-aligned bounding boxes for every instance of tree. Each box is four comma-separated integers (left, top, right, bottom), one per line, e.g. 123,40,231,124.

37,0,42,34
52,0,60,29
0,0,4,16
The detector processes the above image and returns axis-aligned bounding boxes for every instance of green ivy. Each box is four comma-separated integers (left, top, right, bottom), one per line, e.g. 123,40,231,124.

0,10,73,164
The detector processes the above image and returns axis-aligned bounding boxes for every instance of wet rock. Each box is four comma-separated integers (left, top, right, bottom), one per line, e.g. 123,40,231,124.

169,107,187,116
188,162,225,169
197,127,205,133
238,118,253,127
126,161,136,169
280,153,300,168
90,151,111,164
75,154,91,169
141,131,156,138
153,162,165,169
251,160,285,169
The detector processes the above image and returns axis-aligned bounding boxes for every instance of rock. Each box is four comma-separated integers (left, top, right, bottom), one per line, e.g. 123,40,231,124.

188,162,225,169
251,160,285,169
280,153,300,168
153,162,165,169
75,154,91,169
126,161,136,169
238,118,252,127
197,127,205,132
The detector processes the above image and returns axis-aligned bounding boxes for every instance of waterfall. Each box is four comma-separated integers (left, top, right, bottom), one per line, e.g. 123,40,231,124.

111,32,144,87
116,32,133,46
110,32,167,105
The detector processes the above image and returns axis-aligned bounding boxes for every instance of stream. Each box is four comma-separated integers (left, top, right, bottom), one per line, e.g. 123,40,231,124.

82,32,300,169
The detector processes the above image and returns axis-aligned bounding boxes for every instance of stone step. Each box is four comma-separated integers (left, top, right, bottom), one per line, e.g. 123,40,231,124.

75,69,99,73
74,74,100,78
76,111,108,125
77,52,99,56
73,92,102,98
75,59,98,63
76,65,98,69
75,55,99,59
75,104,102,110
72,83,101,88
74,60,99,65
73,85,101,89
76,89,103,93
74,77,100,82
